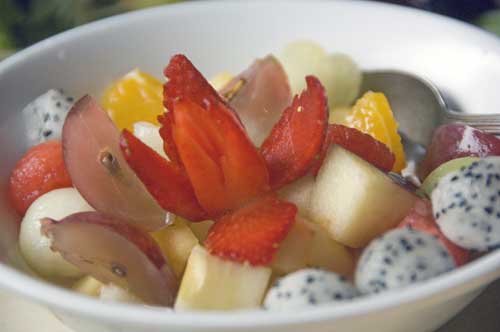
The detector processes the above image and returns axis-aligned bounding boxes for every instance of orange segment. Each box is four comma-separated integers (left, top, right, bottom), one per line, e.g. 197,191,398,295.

341,92,406,172
102,69,164,131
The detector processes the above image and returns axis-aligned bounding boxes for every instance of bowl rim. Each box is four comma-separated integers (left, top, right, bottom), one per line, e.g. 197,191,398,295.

1,0,500,328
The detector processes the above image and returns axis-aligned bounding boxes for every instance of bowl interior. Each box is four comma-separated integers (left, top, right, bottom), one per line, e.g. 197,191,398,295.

1,0,500,328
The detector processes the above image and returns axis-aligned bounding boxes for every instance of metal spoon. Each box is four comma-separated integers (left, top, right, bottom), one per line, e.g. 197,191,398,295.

360,70,500,165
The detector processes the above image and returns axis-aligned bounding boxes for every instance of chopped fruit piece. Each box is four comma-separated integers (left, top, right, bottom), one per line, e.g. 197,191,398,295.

73,276,103,297
102,69,164,131
309,145,417,247
312,124,395,175
398,199,470,266
9,141,72,216
172,99,269,216
187,220,214,242
340,92,406,172
420,157,479,197
100,284,141,304
219,56,291,146
63,96,167,231
261,76,328,189
418,124,500,179
41,211,178,306
278,40,361,107
19,188,92,279
175,245,271,310
133,122,168,159
205,195,297,265
120,129,207,221
278,174,315,218
152,217,199,276
272,217,315,275
306,221,355,277
210,72,233,90
329,107,351,125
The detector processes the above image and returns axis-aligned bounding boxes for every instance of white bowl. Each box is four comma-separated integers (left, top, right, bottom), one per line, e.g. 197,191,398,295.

1,1,500,331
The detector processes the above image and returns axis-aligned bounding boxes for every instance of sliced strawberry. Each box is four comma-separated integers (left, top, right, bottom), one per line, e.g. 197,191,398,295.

9,140,72,216
158,113,182,167
119,129,207,221
311,124,396,176
205,195,297,266
398,198,470,266
172,99,269,217
261,76,328,190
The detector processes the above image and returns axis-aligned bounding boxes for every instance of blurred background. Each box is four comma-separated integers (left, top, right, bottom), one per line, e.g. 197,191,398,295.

0,0,499,59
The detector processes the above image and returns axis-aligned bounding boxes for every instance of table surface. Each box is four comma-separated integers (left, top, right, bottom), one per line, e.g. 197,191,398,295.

1,280,500,332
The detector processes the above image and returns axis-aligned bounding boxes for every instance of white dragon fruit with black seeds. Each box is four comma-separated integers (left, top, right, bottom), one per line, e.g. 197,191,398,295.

263,268,357,311
355,228,455,295
431,157,500,251
22,89,74,146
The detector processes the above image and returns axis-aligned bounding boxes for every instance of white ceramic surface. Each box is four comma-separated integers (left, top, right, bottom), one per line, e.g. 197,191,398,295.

1,1,500,332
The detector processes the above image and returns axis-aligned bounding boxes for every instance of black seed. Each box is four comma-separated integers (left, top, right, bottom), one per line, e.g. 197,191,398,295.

385,243,393,251
487,163,494,170
53,114,60,122
487,178,493,187
285,291,291,298
451,175,459,182
497,190,500,196
486,225,493,233
470,161,480,168
308,295,317,305
416,262,427,271
471,193,478,199
472,222,478,228
416,238,425,246
435,212,441,219
333,293,343,300
490,195,497,203
410,273,417,282
274,280,281,287
496,174,500,181
475,174,483,180
465,206,472,212
43,130,52,137
448,203,456,209
464,172,473,178
67,96,74,102
338,275,347,282
380,269,387,276
383,257,393,265
454,192,463,198
56,101,61,108
484,207,494,215
460,166,467,171
441,208,447,214
459,200,467,207
497,212,500,219
43,113,50,122
306,275,315,284
485,236,491,243
441,250,449,258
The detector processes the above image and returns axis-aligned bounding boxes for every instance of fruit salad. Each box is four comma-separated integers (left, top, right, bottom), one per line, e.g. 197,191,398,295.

8,41,500,311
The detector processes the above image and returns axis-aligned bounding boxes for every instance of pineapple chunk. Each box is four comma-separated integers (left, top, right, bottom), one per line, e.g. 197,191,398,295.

306,222,355,277
309,145,417,247
152,218,199,276
187,220,214,242
72,276,103,297
271,217,315,275
278,174,315,217
175,245,271,310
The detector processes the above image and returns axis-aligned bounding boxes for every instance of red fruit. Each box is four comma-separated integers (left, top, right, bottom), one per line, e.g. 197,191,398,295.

311,124,395,176
205,195,297,266
41,212,178,306
172,99,269,217
63,96,166,231
419,124,500,179
219,55,292,146
9,140,72,215
398,199,470,266
119,129,207,221
261,76,328,189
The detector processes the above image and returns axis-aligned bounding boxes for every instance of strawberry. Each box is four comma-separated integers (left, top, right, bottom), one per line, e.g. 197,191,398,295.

119,129,207,221
9,140,72,216
205,195,297,266
311,124,395,176
261,76,328,190
398,198,470,266
172,99,269,216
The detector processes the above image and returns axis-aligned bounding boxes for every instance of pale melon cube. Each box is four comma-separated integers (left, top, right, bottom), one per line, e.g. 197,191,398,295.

175,245,271,311
278,174,315,217
152,218,199,276
271,217,315,275
309,145,417,247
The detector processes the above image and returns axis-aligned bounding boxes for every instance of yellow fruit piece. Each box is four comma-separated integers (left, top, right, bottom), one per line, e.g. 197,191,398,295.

102,69,164,131
151,217,199,277
343,92,406,172
210,72,233,90
72,276,103,297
